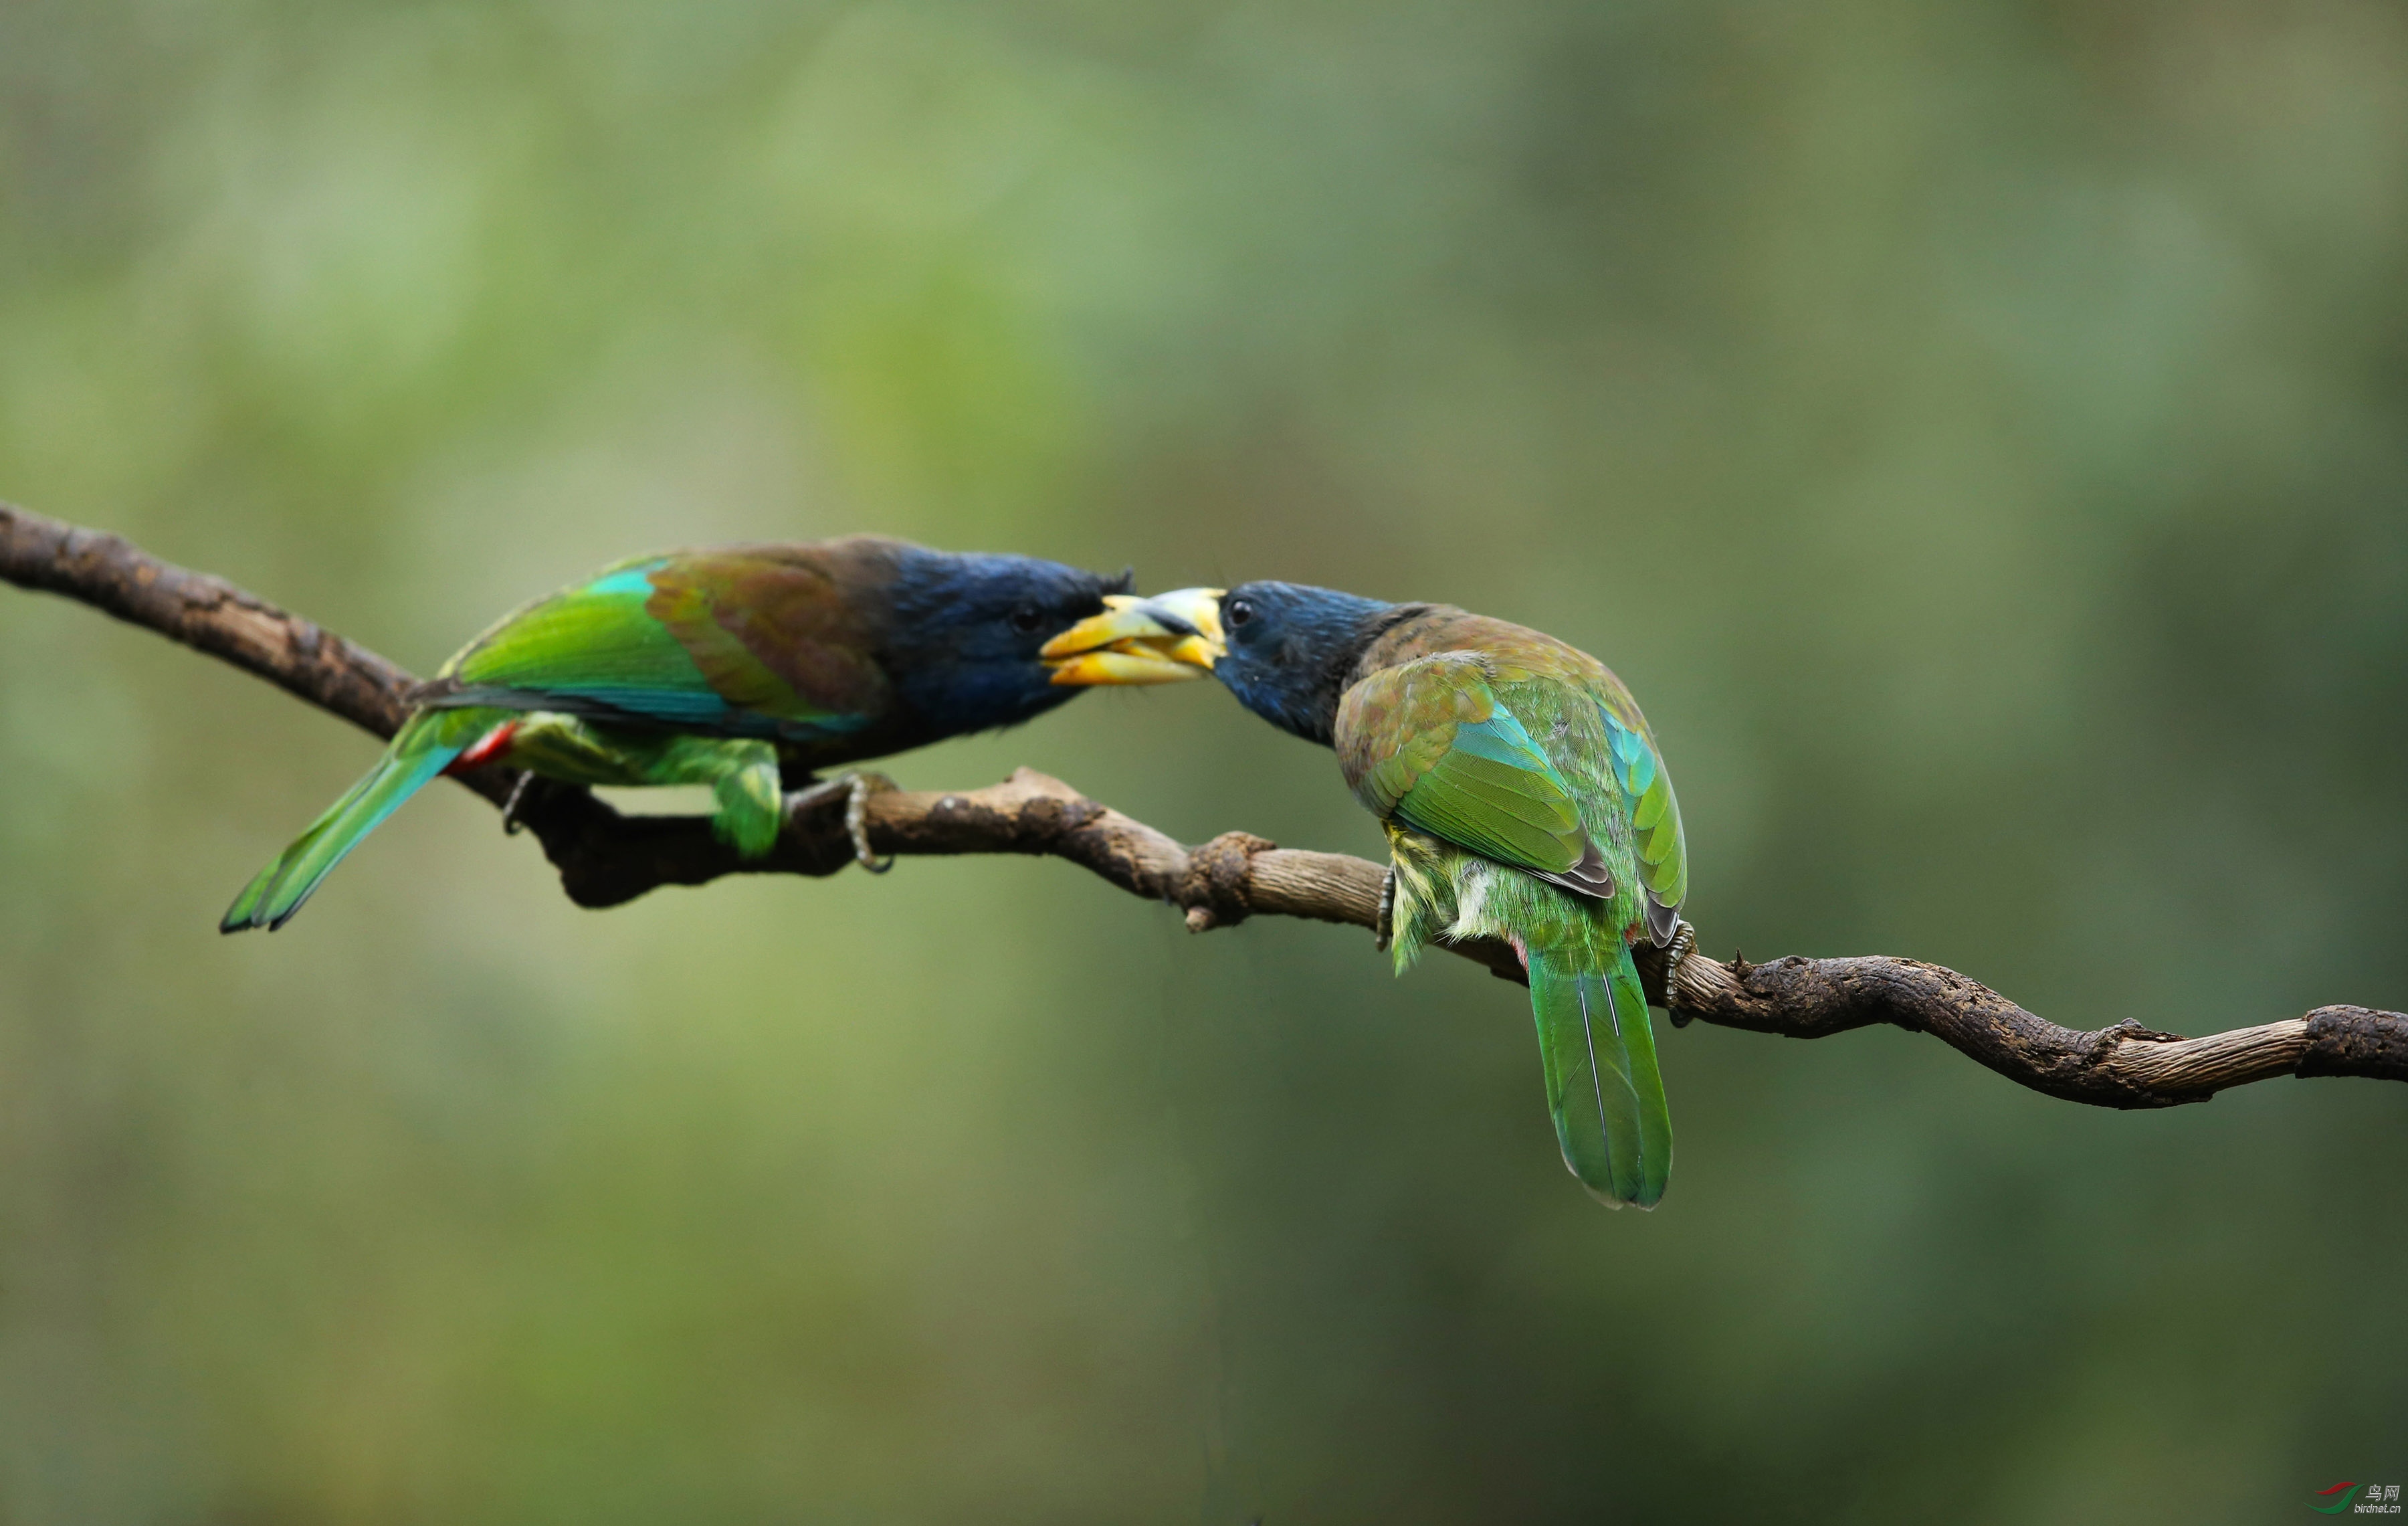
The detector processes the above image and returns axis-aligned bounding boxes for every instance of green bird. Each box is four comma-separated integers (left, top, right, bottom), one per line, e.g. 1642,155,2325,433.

1043,582,1689,1206
223,537,1185,933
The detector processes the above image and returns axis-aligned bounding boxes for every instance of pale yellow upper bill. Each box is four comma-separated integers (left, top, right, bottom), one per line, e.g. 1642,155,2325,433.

1042,591,1226,686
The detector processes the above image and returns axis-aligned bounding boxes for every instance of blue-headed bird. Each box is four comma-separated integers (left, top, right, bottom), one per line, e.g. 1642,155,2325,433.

1044,583,1689,1207
223,537,1189,931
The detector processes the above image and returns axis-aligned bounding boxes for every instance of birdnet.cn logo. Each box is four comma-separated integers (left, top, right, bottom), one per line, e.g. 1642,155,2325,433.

2313,1483,2402,1515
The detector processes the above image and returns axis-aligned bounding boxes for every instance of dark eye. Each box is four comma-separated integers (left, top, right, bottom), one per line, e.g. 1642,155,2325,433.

1226,598,1254,629
1009,603,1045,634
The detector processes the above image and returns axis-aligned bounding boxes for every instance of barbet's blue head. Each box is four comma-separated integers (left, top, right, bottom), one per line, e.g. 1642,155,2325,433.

1210,581,1399,745
884,548,1133,735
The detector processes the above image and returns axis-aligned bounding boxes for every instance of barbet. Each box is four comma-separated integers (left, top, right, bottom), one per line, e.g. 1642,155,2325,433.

225,537,1193,931
1045,582,1689,1207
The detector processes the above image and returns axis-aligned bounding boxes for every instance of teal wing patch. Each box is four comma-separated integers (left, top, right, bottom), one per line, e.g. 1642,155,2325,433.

1601,702,1686,931
1338,656,1590,879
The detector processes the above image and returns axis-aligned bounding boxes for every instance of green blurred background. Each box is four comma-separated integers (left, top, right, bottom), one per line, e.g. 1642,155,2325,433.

3,1,2405,1521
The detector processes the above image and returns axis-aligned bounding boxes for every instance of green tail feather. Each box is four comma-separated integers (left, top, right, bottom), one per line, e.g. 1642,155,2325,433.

1526,939,1672,1208
221,708,498,933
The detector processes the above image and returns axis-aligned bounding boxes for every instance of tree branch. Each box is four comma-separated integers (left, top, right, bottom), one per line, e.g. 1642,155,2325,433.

6,500,2402,1107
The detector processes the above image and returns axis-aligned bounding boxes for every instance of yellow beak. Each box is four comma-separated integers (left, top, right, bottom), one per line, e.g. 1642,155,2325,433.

1042,589,1227,686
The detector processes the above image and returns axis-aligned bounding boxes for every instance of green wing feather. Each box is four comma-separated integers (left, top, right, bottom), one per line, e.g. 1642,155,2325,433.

433,553,884,738
1598,699,1686,934
1338,655,1591,880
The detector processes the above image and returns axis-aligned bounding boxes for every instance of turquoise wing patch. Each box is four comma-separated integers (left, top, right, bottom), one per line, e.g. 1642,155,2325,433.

1601,704,1686,913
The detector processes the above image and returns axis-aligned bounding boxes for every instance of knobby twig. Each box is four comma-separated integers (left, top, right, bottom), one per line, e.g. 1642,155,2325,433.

5,500,2403,1109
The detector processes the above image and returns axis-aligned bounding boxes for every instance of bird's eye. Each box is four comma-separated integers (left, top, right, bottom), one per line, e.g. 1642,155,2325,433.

1009,603,1045,634
1225,598,1255,629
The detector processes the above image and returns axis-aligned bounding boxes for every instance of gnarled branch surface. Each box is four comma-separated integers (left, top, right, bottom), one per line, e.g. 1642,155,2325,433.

5,499,2403,1107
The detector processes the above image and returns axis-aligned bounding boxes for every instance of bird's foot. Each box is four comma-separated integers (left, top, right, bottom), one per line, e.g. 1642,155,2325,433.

1375,868,1397,952
499,771,536,836
842,771,897,873
787,771,898,873
1664,919,1697,982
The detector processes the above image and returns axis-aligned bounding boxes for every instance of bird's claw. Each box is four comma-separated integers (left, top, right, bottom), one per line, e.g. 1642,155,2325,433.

1375,868,1397,952
789,771,897,874
843,771,896,874
1664,919,1696,979
499,772,534,836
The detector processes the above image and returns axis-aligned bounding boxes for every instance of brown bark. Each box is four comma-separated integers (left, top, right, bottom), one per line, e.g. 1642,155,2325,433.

5,499,2401,1107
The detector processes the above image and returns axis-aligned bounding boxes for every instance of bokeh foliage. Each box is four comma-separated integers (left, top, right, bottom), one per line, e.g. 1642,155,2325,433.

2,0,2405,1520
